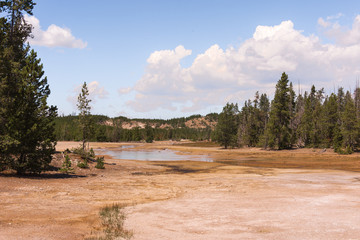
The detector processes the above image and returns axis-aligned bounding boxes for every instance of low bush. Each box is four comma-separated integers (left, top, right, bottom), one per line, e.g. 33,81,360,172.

86,204,133,240
77,160,88,169
95,157,105,169
60,153,73,174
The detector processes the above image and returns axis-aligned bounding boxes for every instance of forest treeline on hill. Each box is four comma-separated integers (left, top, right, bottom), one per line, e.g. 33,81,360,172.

54,114,218,142
214,72,360,154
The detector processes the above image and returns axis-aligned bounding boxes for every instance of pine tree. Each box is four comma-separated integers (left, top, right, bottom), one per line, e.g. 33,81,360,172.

293,93,305,147
296,86,324,147
238,100,257,147
288,82,296,143
77,82,92,151
215,103,239,149
265,72,292,149
238,92,269,147
0,0,57,174
297,91,312,146
311,87,324,147
321,94,338,147
341,91,358,152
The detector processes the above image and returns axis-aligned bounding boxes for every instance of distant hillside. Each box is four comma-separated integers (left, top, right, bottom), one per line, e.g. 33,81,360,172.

54,113,218,142
103,113,218,130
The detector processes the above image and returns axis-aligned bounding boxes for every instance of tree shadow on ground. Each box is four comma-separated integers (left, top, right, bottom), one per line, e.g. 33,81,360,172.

154,163,221,175
0,171,87,179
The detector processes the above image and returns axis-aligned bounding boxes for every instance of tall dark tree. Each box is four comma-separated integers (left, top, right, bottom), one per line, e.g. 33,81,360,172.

238,100,256,147
265,72,292,149
321,93,339,147
214,103,239,149
341,91,358,152
288,82,297,143
293,93,305,146
311,87,324,147
259,93,270,127
354,87,360,119
297,91,312,146
296,86,324,147
238,92,269,147
0,0,57,174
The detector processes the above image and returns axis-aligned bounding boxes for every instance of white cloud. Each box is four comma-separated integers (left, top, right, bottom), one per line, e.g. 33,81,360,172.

67,81,109,108
124,17,360,114
118,87,132,95
25,15,87,49
327,13,344,20
87,81,108,99
318,14,360,46
318,17,330,28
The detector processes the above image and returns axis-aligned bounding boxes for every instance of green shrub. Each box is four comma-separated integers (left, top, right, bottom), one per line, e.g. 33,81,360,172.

90,148,96,158
335,145,354,155
95,157,105,169
60,153,74,174
72,145,95,160
77,160,88,168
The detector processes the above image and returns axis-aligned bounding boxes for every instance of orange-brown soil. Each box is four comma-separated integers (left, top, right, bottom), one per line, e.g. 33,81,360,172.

1,141,360,239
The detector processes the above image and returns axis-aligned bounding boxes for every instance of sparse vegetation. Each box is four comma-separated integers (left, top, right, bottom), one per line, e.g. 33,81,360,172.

87,204,133,240
59,153,73,174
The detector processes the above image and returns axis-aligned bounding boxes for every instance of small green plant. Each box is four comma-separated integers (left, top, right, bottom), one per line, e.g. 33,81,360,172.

77,160,88,168
335,145,354,155
95,157,105,169
60,153,73,174
89,148,96,158
72,145,96,162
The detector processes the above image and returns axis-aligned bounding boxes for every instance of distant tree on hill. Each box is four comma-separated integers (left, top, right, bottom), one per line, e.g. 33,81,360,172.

145,124,154,143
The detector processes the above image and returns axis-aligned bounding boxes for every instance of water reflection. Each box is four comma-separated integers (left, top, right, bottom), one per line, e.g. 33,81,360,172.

98,147,212,162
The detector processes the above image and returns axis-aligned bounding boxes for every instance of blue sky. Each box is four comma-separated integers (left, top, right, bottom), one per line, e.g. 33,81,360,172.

27,0,360,119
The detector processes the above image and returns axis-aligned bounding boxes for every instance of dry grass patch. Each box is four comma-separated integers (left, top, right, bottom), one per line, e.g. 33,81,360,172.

86,204,133,240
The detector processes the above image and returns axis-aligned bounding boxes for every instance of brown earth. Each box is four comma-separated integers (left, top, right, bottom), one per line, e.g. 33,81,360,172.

1,141,360,239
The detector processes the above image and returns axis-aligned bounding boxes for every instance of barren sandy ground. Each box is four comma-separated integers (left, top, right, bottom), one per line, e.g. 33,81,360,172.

1,141,360,239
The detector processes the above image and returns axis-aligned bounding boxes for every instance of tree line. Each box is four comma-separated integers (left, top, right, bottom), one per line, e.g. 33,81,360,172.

54,114,216,143
215,72,360,154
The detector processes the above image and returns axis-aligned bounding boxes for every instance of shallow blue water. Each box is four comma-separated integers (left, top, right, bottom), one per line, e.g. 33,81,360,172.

97,147,212,162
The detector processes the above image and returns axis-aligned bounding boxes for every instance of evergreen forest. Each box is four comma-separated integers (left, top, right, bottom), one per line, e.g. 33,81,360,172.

54,114,217,143
214,72,360,154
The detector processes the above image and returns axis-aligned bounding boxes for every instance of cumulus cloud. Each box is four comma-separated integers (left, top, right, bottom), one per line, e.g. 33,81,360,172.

318,14,360,46
87,81,109,99
118,87,132,95
125,17,360,113
67,81,108,107
24,15,87,49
